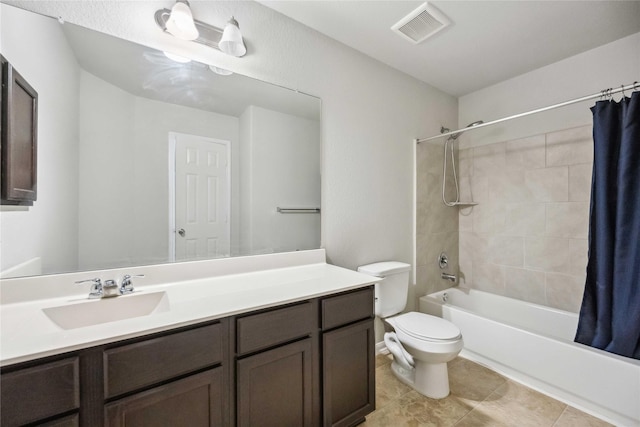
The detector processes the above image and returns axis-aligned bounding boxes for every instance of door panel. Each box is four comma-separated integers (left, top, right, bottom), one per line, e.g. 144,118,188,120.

174,133,230,260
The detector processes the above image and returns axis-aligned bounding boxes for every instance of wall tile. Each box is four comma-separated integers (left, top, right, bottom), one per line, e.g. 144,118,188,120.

459,232,489,264
488,236,524,267
506,135,545,171
545,202,589,238
525,167,569,202
458,252,473,286
546,273,586,313
504,203,545,236
459,204,474,232
569,163,592,202
417,142,443,176
434,125,593,312
473,202,506,234
504,267,546,305
546,125,593,167
473,142,506,177
490,169,531,203
525,237,571,273
569,238,588,276
472,262,506,295
459,147,473,178
469,175,489,203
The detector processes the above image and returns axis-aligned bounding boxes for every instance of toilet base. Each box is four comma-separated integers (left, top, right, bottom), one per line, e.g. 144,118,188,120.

390,359,451,399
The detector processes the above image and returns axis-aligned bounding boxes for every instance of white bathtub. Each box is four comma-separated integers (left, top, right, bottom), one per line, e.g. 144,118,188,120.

419,288,640,427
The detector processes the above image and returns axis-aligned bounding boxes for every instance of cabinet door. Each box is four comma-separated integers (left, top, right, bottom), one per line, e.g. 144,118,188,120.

237,338,313,427
0,357,79,427
105,368,223,427
323,319,375,427
0,56,38,205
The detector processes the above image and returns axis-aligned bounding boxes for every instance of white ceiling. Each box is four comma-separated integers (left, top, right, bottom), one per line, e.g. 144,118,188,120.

259,1,640,97
60,20,320,120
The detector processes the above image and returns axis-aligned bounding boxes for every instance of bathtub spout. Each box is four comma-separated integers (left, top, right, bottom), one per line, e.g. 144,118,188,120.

441,272,457,283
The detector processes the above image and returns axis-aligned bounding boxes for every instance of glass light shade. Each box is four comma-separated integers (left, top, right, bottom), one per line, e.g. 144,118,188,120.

164,51,191,63
219,18,246,57
165,1,199,41
209,65,233,76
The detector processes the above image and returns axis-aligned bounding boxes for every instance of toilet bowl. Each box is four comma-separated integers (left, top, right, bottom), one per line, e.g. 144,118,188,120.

385,312,463,398
358,261,463,399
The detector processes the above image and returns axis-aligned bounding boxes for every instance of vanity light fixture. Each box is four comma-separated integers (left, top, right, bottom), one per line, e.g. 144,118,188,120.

164,0,199,41
163,51,192,63
219,17,246,57
209,65,233,76
155,4,247,58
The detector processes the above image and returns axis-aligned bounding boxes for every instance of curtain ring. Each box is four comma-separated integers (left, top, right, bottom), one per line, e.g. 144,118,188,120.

634,81,639,91
621,85,626,98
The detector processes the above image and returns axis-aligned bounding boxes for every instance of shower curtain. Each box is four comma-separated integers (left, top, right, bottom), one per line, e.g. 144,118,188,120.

575,90,640,359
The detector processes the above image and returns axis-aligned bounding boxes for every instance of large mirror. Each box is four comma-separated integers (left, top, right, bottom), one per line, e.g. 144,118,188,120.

0,3,321,279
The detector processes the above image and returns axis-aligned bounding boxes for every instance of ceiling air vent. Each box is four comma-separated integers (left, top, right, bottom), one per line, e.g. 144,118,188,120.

391,2,451,44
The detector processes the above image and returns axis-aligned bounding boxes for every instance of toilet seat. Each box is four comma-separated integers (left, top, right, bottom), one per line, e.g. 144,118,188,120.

393,312,462,342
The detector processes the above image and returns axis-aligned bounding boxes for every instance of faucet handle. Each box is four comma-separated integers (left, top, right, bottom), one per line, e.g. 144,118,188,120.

75,278,103,299
120,274,145,295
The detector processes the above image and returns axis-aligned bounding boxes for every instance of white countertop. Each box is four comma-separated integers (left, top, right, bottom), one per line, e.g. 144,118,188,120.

1,259,378,366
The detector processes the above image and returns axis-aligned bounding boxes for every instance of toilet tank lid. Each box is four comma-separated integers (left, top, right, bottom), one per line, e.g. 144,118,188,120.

358,261,411,277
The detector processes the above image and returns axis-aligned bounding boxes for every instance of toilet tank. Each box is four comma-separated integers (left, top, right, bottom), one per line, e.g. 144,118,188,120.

357,261,411,318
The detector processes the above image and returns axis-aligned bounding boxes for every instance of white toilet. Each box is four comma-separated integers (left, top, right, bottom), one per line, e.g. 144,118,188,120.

358,261,463,399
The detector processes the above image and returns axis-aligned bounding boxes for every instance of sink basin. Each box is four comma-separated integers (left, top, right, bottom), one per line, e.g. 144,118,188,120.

42,291,170,330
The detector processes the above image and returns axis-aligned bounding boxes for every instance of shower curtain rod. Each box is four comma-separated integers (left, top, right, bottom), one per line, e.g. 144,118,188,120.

416,81,639,144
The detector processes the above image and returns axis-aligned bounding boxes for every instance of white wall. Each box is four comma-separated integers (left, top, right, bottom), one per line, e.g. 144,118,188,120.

10,1,458,274
239,105,320,255
131,96,239,265
458,32,640,149
0,4,79,275
77,71,239,270
78,71,135,270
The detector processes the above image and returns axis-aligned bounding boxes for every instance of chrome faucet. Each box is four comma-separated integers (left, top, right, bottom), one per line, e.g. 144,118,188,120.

102,279,120,298
75,274,145,299
120,274,145,295
75,278,103,299
441,272,457,283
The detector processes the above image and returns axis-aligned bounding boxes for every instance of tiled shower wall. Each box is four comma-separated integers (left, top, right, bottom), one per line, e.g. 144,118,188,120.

458,124,593,313
415,141,459,308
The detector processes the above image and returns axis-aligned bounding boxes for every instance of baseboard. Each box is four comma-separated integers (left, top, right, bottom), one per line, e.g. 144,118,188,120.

375,341,389,355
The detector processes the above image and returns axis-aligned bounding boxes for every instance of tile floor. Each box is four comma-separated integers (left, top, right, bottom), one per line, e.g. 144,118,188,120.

363,354,614,427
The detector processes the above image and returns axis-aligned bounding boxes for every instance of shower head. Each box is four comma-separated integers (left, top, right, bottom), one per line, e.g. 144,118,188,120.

448,120,484,140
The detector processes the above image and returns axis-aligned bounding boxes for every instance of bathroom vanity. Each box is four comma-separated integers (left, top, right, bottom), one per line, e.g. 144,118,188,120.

0,251,378,427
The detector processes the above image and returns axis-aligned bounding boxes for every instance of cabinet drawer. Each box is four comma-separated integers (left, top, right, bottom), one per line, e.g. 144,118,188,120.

0,357,79,426
105,368,223,427
105,322,223,398
237,301,315,355
321,287,374,331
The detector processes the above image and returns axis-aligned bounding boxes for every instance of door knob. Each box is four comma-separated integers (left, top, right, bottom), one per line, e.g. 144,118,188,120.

178,228,186,237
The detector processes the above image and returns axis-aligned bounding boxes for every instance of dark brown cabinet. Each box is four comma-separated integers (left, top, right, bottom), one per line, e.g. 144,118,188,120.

321,288,376,427
237,339,314,427
235,301,318,427
1,286,374,427
0,357,79,426
1,56,38,206
105,368,224,427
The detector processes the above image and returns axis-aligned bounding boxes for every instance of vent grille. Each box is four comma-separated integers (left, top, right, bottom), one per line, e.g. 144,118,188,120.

391,2,451,44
